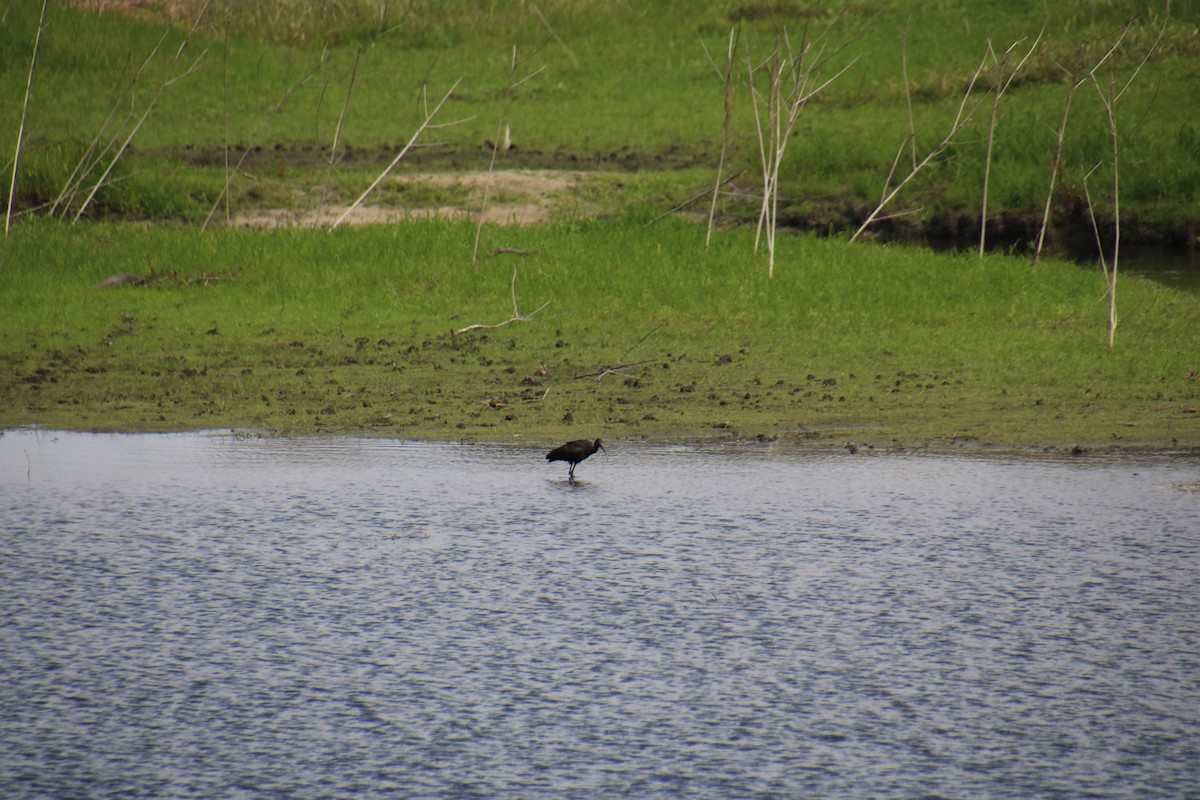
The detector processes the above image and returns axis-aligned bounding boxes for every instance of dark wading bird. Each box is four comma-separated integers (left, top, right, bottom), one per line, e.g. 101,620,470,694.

546,438,605,481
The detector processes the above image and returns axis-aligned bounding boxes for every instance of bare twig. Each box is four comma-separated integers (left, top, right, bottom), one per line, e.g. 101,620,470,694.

701,26,739,246
6,0,47,236
617,323,664,363
747,22,860,274
850,48,990,243
980,31,1042,257
901,15,917,170
1093,70,1121,351
575,323,663,381
573,360,656,381
489,247,542,257
75,48,208,222
317,45,362,227
204,47,330,230
176,0,212,58
474,47,544,262
1071,10,1165,348
333,76,464,229
530,3,579,68
644,170,745,228
1080,163,1109,285
1032,25,1128,265
880,136,911,204
52,31,170,217
452,266,550,337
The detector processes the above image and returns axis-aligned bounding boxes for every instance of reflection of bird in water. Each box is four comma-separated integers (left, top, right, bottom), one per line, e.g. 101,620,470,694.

546,438,605,481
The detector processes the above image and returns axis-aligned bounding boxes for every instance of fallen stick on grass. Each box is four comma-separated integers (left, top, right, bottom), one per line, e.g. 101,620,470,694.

334,76,465,230
489,247,543,257
575,323,663,381
643,170,745,229
573,360,656,382
452,266,550,337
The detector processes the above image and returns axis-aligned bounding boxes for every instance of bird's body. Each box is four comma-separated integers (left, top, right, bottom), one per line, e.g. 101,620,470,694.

546,438,605,480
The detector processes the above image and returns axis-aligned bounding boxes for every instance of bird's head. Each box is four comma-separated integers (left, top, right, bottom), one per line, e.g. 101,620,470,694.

595,438,606,455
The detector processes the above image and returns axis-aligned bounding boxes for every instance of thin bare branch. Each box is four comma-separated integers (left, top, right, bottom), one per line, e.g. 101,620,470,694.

52,29,171,218
75,49,208,223
332,76,463,229
317,45,362,227
707,26,739,246
530,2,579,68
205,47,329,230
474,46,541,262
452,266,550,337
980,31,1042,257
646,170,746,228
6,0,47,236
851,49,990,243
1080,163,1109,284
901,15,917,169
1033,17,1139,266
1092,70,1121,351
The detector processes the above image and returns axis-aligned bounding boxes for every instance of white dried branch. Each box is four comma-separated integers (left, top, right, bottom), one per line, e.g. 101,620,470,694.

333,75,463,229
453,267,550,337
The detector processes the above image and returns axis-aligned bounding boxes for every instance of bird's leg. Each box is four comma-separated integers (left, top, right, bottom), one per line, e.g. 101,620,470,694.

568,463,576,480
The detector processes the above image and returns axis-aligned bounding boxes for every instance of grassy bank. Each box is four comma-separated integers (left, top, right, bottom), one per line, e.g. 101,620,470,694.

1,1,1197,239
2,2,1198,451
2,217,1198,450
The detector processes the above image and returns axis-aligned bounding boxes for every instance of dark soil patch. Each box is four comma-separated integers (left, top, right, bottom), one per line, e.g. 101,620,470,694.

170,141,720,174
721,178,1199,260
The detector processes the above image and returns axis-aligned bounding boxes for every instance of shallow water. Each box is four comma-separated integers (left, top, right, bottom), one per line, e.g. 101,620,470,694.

2,430,1197,799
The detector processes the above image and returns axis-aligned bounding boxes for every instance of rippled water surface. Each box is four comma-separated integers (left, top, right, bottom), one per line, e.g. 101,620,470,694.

2,430,1197,799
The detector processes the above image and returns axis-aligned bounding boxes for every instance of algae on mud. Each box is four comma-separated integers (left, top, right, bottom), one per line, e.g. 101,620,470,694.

2,218,1198,452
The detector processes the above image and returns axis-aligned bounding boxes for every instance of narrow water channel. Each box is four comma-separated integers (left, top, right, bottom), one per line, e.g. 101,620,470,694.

2,431,1197,799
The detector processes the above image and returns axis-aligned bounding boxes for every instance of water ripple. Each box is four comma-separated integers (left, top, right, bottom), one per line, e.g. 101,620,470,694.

1,431,1197,799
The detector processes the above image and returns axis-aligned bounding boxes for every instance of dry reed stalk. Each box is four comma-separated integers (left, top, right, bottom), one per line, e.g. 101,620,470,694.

747,27,859,276
699,26,739,246
979,32,1041,258
473,48,545,261
6,0,48,236
1080,164,1109,285
452,266,550,337
204,47,330,231
57,4,208,221
1094,71,1121,351
643,170,746,228
530,2,579,68
1074,9,1165,349
75,48,207,222
1031,29,1127,266
317,45,362,227
52,30,171,217
850,49,990,243
332,76,465,229
901,16,917,171
220,14,230,226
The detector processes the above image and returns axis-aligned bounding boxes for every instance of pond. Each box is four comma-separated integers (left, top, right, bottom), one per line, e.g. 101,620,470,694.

2,430,1197,799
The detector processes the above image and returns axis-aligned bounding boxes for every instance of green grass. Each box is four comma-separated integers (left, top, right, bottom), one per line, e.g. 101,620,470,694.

2,216,1197,449
1,1,1196,231
2,1,1198,450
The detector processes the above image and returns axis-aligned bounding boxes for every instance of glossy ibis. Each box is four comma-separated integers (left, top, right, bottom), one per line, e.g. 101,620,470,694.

546,438,605,480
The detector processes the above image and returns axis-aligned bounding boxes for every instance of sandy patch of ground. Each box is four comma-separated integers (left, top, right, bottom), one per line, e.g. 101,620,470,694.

230,169,589,230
